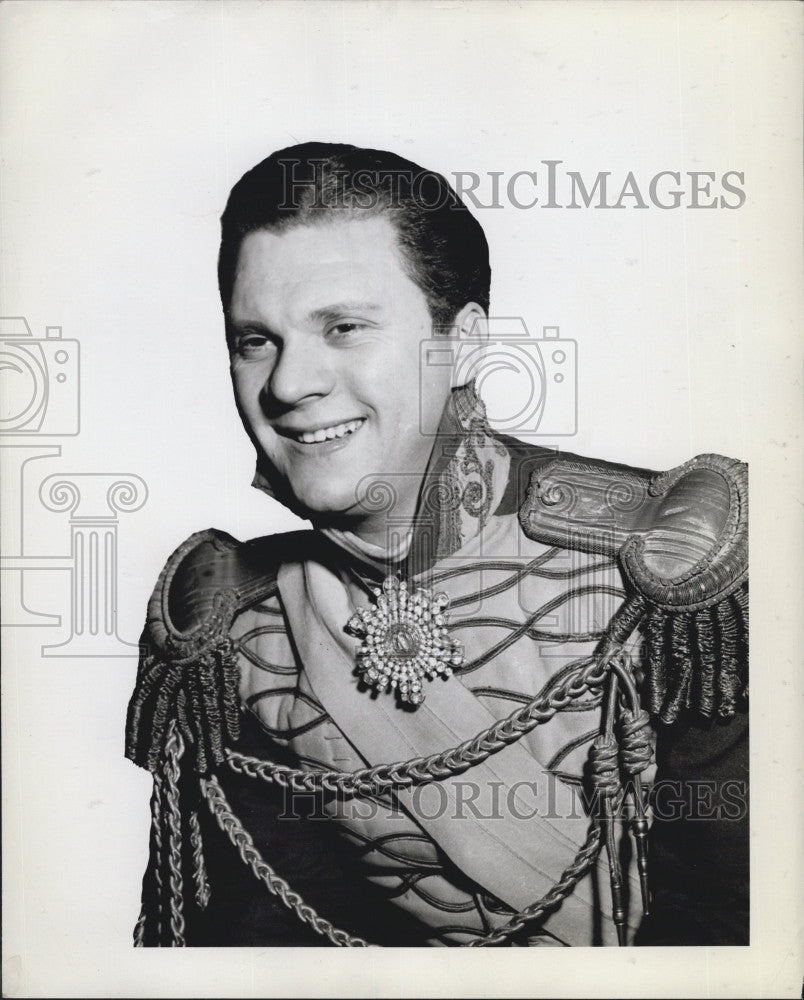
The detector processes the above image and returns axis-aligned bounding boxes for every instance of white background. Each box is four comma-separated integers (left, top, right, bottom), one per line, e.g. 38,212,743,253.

1,1,801,996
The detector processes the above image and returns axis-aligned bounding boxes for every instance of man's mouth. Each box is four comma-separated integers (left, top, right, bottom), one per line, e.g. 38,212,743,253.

277,418,366,444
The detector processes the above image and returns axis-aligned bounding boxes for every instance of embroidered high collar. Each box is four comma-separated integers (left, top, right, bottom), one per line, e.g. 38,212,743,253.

251,383,511,576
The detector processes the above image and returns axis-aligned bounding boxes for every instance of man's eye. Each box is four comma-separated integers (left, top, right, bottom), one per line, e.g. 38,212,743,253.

327,322,366,341
233,334,276,358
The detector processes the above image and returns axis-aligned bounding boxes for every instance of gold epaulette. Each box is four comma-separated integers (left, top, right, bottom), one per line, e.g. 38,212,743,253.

125,528,306,773
519,453,748,722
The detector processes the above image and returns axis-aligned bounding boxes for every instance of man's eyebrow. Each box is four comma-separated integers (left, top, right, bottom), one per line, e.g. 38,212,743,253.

307,301,384,324
226,301,384,333
225,316,273,334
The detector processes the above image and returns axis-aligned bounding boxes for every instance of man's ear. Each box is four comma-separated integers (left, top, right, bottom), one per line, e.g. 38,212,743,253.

448,303,488,390
453,302,488,342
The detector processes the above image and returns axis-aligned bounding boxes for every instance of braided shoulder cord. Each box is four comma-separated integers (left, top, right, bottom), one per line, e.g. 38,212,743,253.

163,722,186,947
136,650,620,948
200,773,371,947
133,911,147,948
135,720,188,947
201,645,646,947
200,770,602,948
188,810,211,910
136,599,650,947
469,821,603,946
134,770,165,947
227,650,613,794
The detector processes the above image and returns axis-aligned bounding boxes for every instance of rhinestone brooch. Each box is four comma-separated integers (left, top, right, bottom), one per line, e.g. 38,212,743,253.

344,576,464,707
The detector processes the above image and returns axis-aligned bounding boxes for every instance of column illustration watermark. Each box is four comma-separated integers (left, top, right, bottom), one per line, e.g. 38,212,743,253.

0,316,147,656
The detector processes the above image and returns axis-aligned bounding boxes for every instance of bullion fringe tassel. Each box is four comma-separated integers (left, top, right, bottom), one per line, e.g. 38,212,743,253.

642,583,748,722
126,638,242,777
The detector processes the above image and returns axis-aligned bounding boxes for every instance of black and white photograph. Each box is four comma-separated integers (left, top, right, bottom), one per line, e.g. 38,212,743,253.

1,2,800,997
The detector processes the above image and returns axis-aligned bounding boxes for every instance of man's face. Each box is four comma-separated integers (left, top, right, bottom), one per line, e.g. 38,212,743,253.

228,215,456,541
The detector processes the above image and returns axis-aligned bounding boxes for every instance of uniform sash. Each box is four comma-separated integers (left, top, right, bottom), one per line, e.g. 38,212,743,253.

275,512,642,945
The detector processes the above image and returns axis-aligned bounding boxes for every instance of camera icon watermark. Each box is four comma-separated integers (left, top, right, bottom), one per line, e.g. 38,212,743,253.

0,317,80,435
419,318,577,438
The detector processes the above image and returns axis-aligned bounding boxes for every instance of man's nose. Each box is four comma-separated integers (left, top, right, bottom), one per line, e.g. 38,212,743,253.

264,338,334,408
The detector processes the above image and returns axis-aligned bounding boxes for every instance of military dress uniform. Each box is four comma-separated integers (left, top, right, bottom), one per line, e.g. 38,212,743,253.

126,385,748,947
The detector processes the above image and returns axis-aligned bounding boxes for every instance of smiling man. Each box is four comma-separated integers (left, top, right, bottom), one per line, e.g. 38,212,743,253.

126,142,749,948
226,214,480,543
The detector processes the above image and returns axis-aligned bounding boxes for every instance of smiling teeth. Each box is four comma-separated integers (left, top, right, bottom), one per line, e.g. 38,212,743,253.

299,419,364,444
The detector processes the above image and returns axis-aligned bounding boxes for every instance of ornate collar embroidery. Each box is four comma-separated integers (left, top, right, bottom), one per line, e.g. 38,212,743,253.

339,384,510,707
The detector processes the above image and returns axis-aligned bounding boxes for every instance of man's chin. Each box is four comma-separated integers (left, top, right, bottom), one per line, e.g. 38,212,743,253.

271,465,406,532
283,485,363,525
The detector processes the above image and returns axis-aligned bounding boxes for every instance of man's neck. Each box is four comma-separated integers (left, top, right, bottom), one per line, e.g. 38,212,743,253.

317,505,417,554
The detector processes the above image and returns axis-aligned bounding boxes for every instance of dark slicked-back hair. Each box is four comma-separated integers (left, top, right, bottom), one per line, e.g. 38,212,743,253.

218,141,490,327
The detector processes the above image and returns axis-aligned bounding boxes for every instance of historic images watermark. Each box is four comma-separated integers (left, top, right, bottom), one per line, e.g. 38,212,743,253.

277,777,750,824
449,164,747,211
277,158,747,211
